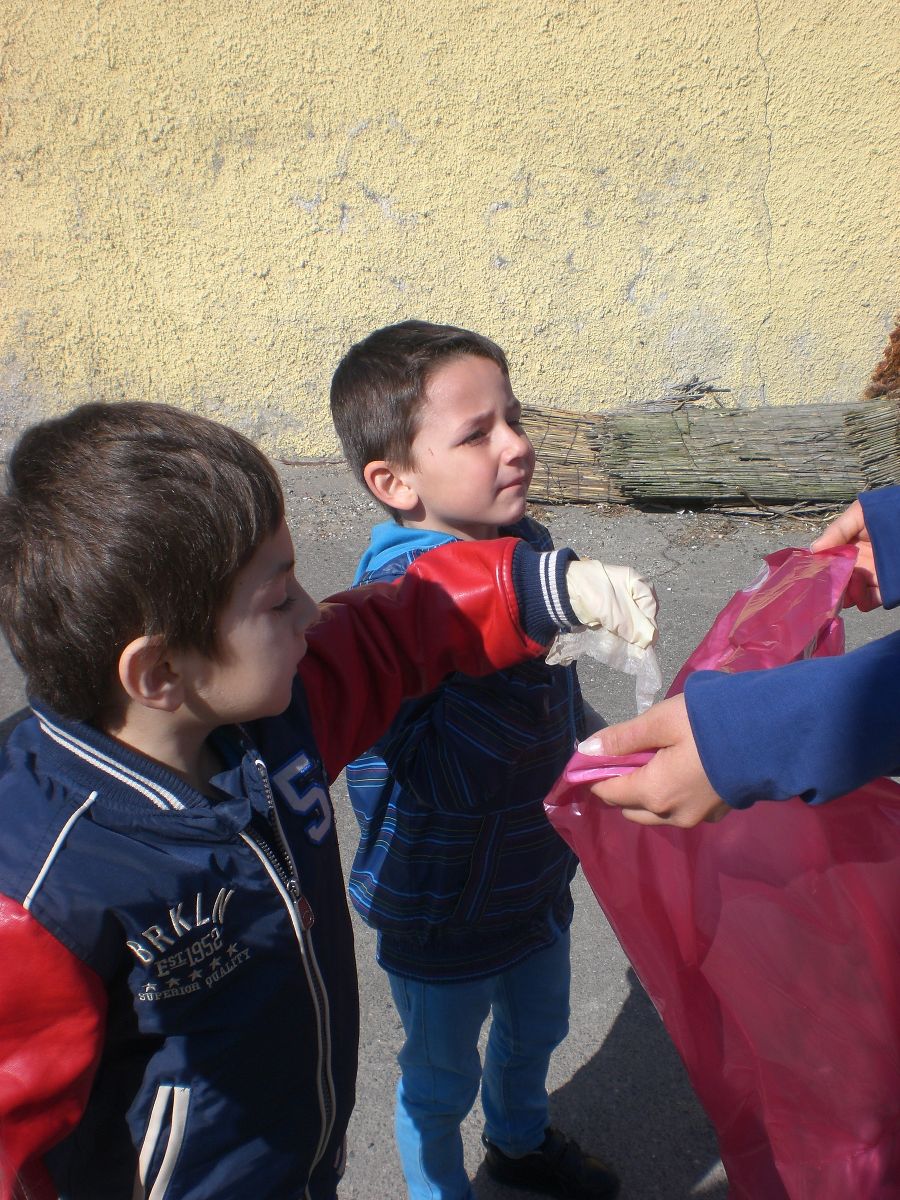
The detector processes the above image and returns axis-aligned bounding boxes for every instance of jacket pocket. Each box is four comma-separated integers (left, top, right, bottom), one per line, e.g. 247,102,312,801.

134,1084,191,1200
455,811,506,924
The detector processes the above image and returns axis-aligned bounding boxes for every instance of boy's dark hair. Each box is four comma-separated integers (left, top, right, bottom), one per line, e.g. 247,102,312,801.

329,320,509,510
0,402,284,723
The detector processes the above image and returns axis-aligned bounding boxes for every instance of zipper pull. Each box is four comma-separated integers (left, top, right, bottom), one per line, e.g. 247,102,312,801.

296,892,316,930
288,879,315,929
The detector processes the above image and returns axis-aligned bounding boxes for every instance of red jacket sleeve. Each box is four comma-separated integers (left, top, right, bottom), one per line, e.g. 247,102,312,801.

0,896,106,1200
298,537,546,781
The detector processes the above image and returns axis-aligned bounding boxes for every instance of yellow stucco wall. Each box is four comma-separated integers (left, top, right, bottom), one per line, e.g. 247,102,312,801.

1,0,897,458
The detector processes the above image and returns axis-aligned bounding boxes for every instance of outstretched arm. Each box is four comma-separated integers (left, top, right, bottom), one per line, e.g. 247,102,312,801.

587,631,900,824
300,537,657,784
586,488,900,826
300,538,574,780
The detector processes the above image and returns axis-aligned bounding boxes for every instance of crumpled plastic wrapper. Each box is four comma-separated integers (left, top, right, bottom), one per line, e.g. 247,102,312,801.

546,627,663,713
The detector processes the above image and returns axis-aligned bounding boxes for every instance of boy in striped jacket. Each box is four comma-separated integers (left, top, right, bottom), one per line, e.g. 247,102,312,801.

331,321,657,1200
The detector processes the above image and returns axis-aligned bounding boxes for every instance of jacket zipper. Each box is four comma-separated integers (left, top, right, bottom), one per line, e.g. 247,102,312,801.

248,756,336,1173
250,757,316,929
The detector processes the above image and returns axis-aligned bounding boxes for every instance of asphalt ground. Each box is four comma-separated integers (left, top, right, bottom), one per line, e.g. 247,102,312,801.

0,457,894,1199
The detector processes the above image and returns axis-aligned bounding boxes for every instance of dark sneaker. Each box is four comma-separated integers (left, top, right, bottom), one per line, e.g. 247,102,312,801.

481,1127,620,1199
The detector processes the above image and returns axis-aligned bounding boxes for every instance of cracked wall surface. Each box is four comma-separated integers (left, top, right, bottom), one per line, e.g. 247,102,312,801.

1,0,897,458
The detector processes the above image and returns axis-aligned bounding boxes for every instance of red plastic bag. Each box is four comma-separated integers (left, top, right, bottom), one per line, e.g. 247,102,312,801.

545,547,900,1199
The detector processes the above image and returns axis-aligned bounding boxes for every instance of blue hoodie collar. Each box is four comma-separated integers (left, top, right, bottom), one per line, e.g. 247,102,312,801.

353,522,458,584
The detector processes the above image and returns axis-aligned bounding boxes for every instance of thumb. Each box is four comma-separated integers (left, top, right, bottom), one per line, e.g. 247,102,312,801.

810,500,866,552
580,693,686,757
580,712,656,758
628,570,659,622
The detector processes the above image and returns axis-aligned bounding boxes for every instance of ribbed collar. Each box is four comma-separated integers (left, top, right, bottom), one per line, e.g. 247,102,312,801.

27,703,262,837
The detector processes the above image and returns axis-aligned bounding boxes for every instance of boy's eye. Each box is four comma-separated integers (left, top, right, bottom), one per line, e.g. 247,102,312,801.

463,429,487,444
274,595,296,612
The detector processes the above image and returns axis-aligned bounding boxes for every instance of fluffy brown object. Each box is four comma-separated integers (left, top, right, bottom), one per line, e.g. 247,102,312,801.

863,318,900,398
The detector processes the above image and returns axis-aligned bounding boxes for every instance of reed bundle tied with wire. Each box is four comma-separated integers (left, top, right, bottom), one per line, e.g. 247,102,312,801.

588,397,899,505
524,319,900,509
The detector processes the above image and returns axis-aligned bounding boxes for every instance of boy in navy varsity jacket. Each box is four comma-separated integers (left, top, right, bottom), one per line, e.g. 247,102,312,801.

0,402,652,1200
330,321,658,1200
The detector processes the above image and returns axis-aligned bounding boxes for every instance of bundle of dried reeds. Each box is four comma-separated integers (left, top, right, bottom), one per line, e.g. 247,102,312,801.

844,400,900,489
522,405,623,503
523,398,899,507
590,400,899,504
525,326,900,507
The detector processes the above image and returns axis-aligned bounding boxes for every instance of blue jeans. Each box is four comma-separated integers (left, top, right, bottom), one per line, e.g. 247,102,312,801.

387,930,571,1200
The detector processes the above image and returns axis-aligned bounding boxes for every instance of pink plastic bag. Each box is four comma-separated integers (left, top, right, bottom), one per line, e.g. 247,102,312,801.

545,547,900,1199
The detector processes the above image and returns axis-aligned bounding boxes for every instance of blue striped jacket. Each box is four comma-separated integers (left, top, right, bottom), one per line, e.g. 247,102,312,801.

347,518,588,980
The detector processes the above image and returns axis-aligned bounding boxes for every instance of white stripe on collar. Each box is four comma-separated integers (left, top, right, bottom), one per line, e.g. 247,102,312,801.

38,715,186,811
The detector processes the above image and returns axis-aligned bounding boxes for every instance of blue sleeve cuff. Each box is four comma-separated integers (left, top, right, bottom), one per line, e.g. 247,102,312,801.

511,543,580,645
685,632,900,808
859,486,900,610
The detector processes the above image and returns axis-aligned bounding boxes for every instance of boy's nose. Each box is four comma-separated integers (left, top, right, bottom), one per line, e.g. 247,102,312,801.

294,590,322,634
503,426,533,460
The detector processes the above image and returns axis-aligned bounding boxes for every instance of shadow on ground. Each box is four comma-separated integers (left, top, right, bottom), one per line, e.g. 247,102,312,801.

472,969,728,1200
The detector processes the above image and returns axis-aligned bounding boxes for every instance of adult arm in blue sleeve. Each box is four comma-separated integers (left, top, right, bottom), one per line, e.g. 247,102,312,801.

584,485,900,825
859,485,900,608
689,483,900,806
685,631,900,807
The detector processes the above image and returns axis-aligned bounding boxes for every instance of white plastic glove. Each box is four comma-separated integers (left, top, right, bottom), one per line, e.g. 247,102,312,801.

565,560,659,649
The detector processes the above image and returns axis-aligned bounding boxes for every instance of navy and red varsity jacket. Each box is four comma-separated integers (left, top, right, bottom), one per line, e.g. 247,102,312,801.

0,537,578,1200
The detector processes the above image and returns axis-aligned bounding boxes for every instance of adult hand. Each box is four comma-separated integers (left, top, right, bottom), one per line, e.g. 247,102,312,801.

811,499,881,610
566,560,658,649
580,694,731,827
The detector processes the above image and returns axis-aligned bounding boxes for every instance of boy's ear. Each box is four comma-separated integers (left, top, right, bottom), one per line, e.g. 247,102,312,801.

118,636,184,712
362,460,420,514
